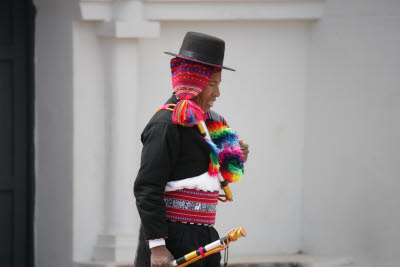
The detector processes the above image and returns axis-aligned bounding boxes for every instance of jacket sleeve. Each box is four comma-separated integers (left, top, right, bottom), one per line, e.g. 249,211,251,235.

134,122,181,240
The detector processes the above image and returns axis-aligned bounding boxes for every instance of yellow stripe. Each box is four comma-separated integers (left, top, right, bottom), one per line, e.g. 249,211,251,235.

184,251,199,261
175,86,202,92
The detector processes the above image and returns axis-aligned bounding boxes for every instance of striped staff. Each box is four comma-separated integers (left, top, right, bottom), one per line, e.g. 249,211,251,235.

171,227,247,267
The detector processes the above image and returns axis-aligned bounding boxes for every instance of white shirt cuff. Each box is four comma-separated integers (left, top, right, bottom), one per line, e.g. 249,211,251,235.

149,238,166,249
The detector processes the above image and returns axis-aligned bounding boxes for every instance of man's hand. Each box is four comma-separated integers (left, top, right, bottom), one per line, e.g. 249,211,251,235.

239,140,249,162
151,245,174,267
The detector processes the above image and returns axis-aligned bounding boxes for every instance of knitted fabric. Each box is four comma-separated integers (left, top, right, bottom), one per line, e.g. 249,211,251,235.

204,114,245,183
170,57,220,126
154,104,245,183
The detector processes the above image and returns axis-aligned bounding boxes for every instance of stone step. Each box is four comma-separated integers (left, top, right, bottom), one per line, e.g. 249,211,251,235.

77,254,358,267
223,254,357,267
77,261,132,267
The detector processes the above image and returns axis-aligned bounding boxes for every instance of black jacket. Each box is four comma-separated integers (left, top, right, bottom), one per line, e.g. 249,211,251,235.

134,94,224,240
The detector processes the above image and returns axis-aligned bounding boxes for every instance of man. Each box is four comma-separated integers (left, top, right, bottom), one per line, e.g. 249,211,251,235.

134,32,249,267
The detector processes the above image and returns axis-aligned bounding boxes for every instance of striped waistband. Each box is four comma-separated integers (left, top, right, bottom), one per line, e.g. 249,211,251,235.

164,189,219,226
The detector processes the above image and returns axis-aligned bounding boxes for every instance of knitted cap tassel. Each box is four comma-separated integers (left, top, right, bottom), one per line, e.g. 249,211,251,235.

172,99,205,127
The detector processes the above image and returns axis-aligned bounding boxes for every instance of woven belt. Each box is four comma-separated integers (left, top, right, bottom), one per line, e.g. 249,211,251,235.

164,189,219,225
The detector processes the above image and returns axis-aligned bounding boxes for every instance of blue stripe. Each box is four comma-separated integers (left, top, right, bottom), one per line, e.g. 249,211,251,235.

206,111,213,120
172,67,213,76
170,59,200,67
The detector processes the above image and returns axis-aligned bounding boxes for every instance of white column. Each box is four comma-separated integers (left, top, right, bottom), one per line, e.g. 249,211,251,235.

77,0,160,265
104,38,139,235
91,38,139,263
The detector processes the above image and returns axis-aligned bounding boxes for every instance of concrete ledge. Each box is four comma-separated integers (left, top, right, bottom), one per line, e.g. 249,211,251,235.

77,254,357,267
80,0,326,22
224,254,355,267
96,21,160,38
77,262,132,267
144,1,325,21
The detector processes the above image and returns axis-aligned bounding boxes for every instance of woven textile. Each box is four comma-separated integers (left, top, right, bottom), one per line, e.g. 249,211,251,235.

164,189,219,225
170,57,221,126
171,58,215,100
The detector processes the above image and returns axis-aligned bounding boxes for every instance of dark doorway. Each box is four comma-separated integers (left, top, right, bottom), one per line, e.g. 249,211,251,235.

0,0,35,266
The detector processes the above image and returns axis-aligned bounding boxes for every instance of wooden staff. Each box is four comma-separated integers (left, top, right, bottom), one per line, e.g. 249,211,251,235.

171,227,247,267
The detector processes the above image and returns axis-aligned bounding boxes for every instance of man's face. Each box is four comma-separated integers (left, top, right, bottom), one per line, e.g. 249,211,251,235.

192,71,221,113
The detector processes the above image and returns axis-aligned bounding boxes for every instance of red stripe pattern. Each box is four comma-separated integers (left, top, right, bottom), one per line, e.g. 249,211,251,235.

170,58,214,100
164,189,219,225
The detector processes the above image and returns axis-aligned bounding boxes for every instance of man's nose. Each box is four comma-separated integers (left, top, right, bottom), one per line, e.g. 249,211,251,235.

213,86,220,97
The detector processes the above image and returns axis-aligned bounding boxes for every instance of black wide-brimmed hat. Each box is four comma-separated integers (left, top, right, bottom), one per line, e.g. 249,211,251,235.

164,32,235,71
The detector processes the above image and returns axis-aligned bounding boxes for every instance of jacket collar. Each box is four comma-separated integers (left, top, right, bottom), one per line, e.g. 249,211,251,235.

166,93,179,105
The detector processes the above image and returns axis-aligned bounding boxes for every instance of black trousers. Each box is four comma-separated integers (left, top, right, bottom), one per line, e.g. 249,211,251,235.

134,221,221,267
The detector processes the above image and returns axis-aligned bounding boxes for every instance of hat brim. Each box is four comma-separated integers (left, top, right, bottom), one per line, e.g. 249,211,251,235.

164,52,236,71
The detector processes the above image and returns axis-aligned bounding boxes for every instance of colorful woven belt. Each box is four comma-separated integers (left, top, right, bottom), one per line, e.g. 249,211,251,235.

164,189,219,225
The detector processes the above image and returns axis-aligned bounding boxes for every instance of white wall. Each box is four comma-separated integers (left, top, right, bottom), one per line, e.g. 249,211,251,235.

302,1,400,267
73,21,108,262
34,0,400,265
138,20,312,256
72,22,142,262
69,18,313,261
34,0,79,266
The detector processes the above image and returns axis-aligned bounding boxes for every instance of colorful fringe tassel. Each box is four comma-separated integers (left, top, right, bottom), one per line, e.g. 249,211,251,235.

172,100,206,127
205,119,245,183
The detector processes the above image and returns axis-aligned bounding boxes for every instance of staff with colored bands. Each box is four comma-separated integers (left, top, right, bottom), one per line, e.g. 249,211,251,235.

171,227,247,267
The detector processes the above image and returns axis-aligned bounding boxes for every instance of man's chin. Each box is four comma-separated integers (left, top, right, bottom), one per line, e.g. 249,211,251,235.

202,107,211,113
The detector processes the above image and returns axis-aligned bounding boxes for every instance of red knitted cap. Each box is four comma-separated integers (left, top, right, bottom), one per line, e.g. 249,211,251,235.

171,57,221,100
170,57,221,126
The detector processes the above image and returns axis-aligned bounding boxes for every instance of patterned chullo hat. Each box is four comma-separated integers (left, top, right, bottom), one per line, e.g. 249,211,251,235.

170,57,221,126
